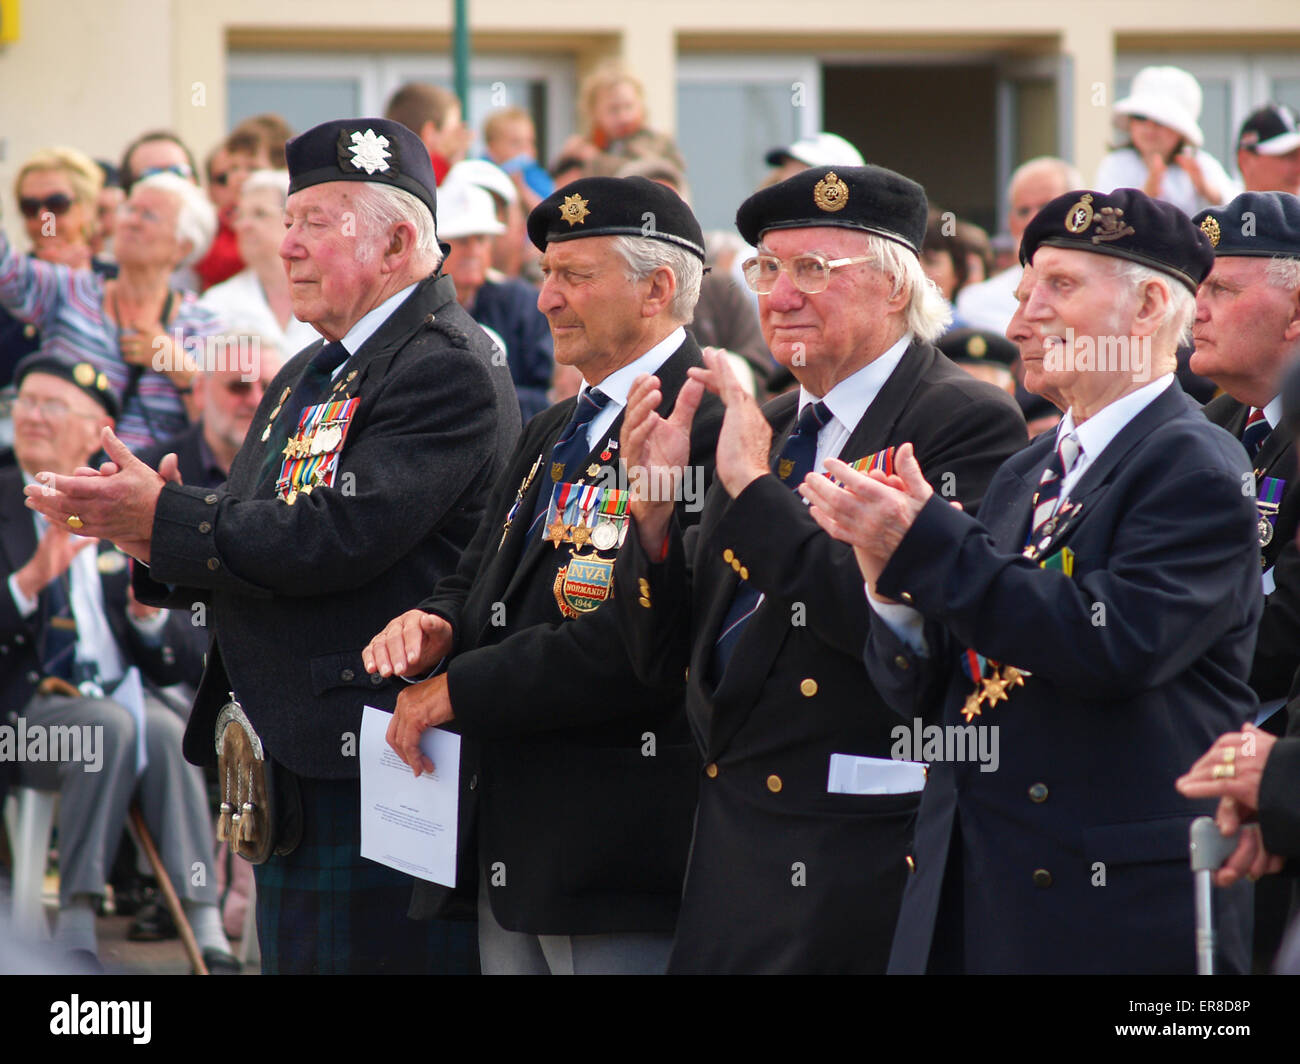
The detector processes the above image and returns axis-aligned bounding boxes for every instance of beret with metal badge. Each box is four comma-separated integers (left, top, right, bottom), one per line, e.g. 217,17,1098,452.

1193,191,1300,260
527,176,705,260
14,353,120,418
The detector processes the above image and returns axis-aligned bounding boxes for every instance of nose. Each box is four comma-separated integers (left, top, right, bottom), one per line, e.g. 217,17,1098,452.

280,225,302,262
537,274,563,315
1194,295,1210,323
764,266,805,312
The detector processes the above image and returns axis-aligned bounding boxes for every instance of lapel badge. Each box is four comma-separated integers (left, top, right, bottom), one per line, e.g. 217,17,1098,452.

551,461,565,482
778,458,795,480
1064,193,1093,233
560,193,590,227
1200,216,1221,247
813,171,849,213
586,463,601,478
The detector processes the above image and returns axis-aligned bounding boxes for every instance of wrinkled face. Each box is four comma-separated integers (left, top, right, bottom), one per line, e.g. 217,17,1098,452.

116,184,186,268
445,233,493,301
198,349,283,453
1239,147,1300,195
1191,257,1299,396
12,372,111,477
537,237,645,373
280,182,385,341
234,183,285,266
1008,248,1135,399
593,81,643,140
1128,116,1183,161
18,168,91,254
756,226,900,388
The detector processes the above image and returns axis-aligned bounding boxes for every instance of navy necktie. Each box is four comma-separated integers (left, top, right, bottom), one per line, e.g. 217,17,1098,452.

260,340,350,479
710,400,832,684
42,571,77,682
1241,408,1270,462
529,387,612,536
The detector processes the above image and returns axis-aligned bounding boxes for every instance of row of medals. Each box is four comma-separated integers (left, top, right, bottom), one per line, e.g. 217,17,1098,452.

546,461,626,552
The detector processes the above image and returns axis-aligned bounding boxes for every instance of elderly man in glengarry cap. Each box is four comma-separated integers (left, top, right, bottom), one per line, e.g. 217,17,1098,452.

24,117,521,974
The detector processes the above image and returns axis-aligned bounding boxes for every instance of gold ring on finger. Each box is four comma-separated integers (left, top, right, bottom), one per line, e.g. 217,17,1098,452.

66,515,84,530
1222,746,1236,763
1212,763,1236,780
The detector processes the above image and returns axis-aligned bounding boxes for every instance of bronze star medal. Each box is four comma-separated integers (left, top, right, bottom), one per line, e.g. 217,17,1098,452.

559,193,590,227
961,689,983,723
546,516,570,548
571,523,592,549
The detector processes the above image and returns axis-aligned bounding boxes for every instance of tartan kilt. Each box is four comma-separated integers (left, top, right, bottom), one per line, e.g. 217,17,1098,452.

252,773,478,974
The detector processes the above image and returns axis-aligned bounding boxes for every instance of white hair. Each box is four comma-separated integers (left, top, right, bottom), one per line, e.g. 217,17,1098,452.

1112,259,1196,348
859,232,953,343
351,182,441,270
242,168,291,207
610,235,703,323
1009,156,1083,199
134,171,216,267
1266,256,1300,291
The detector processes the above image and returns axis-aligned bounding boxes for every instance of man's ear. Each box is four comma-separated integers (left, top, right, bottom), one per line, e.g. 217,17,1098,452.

1282,284,1300,344
641,265,677,319
381,221,417,273
1131,278,1172,339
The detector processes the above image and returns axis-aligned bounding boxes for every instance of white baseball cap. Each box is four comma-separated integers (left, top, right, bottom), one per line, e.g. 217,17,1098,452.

764,132,864,169
436,179,506,240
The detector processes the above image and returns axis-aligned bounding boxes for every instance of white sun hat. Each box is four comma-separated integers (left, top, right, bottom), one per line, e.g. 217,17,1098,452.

1113,66,1205,148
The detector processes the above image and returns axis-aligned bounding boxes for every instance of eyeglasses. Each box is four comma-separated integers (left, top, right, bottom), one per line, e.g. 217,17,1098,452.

13,394,100,422
138,164,193,181
742,252,873,295
18,194,74,219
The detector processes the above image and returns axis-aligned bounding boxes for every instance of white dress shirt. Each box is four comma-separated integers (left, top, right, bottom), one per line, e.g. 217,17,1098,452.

580,326,686,451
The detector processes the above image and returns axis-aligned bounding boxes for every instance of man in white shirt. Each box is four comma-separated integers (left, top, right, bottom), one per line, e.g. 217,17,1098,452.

1,354,232,969
801,186,1260,973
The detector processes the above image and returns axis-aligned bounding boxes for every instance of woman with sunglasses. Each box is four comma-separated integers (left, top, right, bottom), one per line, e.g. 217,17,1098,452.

1,167,225,450
1,147,116,387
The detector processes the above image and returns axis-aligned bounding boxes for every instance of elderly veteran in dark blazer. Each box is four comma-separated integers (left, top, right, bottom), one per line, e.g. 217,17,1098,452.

23,118,521,974
3,354,231,969
802,188,1261,974
612,165,1027,973
366,177,722,974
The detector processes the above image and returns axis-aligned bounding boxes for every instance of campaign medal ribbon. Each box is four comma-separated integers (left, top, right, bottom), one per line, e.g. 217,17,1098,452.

958,647,1029,722
275,398,359,504
1257,476,1284,550
544,481,576,546
591,487,629,551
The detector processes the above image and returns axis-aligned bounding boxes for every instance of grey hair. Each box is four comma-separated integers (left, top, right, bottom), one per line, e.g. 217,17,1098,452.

860,233,952,343
1112,259,1196,348
610,235,703,323
134,171,216,267
242,168,291,207
1009,156,1083,199
351,183,441,270
1266,256,1300,291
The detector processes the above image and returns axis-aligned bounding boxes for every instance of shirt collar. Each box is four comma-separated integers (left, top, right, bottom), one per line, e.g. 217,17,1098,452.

797,332,912,432
1261,393,1284,429
1057,373,1175,462
336,282,419,356
579,326,686,408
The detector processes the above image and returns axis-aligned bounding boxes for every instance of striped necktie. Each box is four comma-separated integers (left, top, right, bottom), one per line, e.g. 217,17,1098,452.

528,387,612,537
710,400,832,684
1241,408,1270,462
1030,431,1082,539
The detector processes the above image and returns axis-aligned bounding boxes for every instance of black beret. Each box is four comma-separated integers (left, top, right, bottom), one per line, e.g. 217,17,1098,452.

1020,187,1214,294
736,165,927,254
285,118,437,221
1193,192,1300,260
527,176,705,260
938,328,1018,368
14,354,120,418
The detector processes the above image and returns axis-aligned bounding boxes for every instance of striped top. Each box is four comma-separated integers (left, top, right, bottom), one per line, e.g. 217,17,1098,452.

0,231,225,451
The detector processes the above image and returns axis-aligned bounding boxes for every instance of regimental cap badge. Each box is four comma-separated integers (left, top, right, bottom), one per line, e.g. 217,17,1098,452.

342,129,392,175
96,373,109,393
1091,206,1136,245
1200,215,1221,247
966,335,987,359
813,171,849,213
1064,193,1094,234
559,193,590,227
73,362,95,387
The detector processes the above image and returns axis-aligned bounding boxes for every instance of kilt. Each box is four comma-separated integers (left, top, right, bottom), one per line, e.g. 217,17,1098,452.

253,773,478,974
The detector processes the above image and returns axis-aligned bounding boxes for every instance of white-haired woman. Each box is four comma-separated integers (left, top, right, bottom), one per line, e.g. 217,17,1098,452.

0,170,224,448
201,169,317,355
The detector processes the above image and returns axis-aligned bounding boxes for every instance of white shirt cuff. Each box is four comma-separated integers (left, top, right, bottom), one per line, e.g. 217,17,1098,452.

866,581,928,656
8,572,38,618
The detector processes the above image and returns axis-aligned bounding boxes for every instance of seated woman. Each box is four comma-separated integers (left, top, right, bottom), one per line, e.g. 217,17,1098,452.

201,169,317,357
1096,65,1237,217
0,171,222,450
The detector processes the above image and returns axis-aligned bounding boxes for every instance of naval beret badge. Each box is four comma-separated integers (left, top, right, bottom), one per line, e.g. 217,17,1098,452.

812,171,849,213
1200,215,1221,247
560,193,591,227
1064,193,1094,234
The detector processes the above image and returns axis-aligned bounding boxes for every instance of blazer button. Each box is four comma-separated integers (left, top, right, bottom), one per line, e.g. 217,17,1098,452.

905,855,916,873
207,558,220,571
638,596,652,609
1032,868,1052,888
738,566,749,580
900,591,913,604
340,668,355,682
1028,782,1048,803
731,559,741,573
205,493,219,505
199,521,212,534
799,678,818,697
370,673,384,685
469,774,478,790
766,774,783,793
14,633,25,645
722,549,734,563
893,654,910,670
704,762,719,779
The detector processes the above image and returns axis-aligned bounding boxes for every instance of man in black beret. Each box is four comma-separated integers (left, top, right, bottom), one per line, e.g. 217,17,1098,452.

2,355,236,969
612,164,1026,972
1180,191,1300,967
24,118,521,974
801,187,1260,973
366,175,722,973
